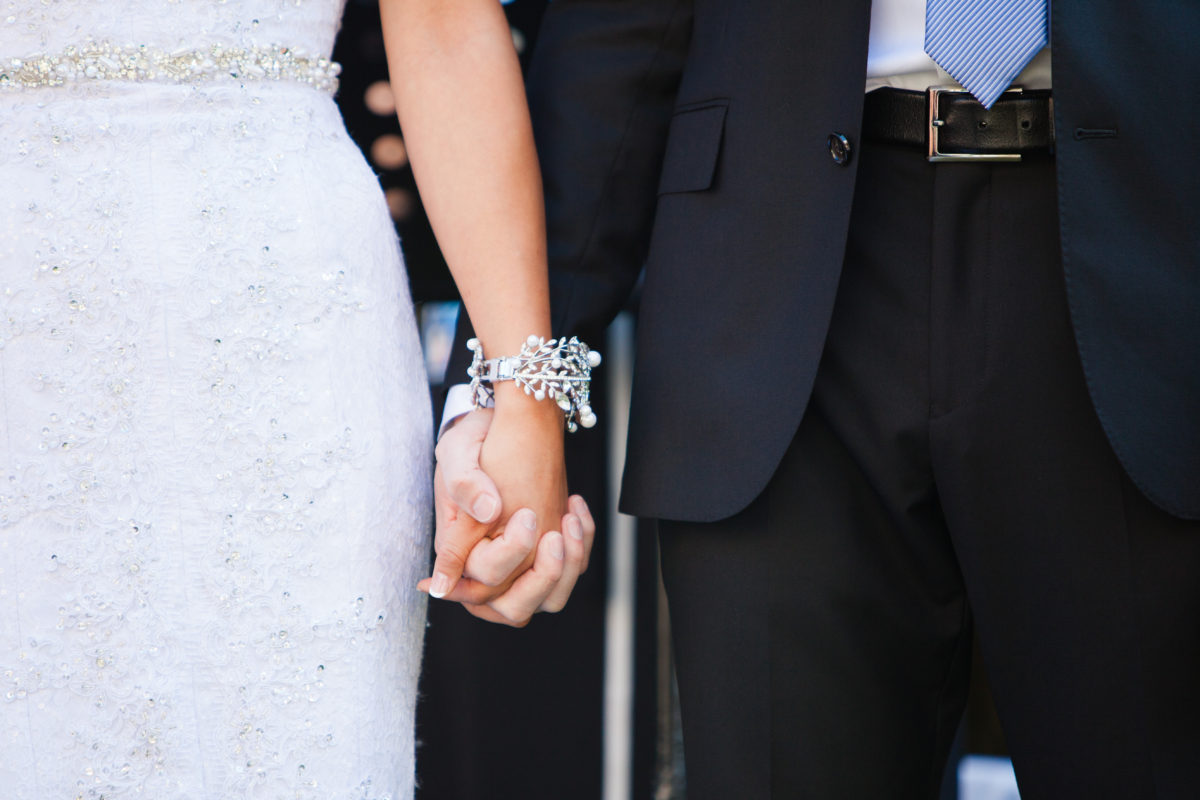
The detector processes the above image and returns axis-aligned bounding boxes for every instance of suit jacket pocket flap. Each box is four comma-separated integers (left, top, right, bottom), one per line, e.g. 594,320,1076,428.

657,102,728,195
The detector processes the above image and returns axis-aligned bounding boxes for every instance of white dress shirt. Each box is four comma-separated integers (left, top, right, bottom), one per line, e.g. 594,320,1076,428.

866,0,1051,92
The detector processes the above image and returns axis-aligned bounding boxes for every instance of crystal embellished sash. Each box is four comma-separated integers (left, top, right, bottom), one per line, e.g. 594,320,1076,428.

0,43,342,93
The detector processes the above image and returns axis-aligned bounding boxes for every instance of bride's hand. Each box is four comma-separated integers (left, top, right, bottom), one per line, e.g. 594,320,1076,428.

420,401,595,625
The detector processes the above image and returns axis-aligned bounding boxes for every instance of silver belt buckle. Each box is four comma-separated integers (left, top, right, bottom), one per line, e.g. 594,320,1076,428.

927,86,1023,163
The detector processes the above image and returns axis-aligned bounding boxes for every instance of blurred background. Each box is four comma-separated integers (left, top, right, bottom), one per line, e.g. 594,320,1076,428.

331,2,1018,798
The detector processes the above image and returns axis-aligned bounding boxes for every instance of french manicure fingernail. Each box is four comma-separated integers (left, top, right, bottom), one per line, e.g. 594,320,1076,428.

429,572,452,599
567,517,583,541
549,534,565,560
472,495,498,522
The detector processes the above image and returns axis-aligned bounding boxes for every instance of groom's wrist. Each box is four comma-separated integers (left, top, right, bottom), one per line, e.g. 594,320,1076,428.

438,383,477,440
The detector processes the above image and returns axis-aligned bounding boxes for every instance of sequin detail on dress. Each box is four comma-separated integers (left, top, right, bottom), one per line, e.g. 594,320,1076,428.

0,43,342,93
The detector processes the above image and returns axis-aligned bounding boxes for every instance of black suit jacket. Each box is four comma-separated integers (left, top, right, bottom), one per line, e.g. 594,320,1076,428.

457,0,1200,522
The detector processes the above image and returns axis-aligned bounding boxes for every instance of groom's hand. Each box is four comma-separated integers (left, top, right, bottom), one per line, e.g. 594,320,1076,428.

421,407,596,626
426,408,503,599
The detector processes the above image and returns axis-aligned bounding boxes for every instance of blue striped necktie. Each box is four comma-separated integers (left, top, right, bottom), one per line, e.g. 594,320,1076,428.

924,0,1049,109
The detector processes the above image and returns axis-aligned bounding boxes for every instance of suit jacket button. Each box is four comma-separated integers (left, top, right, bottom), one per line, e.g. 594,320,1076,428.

828,132,852,165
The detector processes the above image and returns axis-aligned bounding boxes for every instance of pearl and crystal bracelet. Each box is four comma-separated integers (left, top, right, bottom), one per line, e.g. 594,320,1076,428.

467,335,602,432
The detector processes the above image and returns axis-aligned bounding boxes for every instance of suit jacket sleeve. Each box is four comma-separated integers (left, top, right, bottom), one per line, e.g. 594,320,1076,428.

530,0,692,335
446,0,692,390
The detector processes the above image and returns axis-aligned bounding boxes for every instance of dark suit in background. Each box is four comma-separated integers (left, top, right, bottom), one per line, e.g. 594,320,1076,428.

461,1,1200,797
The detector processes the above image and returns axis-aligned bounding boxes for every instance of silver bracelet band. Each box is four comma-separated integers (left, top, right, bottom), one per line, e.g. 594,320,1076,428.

467,335,602,432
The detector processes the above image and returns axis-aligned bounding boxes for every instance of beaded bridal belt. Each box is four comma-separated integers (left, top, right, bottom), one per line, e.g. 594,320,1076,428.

0,43,342,93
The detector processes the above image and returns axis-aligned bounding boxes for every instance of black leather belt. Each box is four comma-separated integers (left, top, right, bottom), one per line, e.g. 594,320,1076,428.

862,87,1054,162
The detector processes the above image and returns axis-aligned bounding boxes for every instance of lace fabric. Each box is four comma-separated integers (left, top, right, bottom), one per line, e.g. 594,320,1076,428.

0,4,432,798
0,0,346,59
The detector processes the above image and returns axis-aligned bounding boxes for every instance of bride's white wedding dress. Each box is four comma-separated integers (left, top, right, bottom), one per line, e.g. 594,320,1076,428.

0,2,432,798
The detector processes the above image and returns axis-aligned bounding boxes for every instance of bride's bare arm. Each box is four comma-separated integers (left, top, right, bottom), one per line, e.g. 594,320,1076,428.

379,0,586,623
381,0,547,358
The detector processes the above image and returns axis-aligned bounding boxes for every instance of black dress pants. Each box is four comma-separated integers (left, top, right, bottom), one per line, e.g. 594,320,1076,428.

658,137,1200,799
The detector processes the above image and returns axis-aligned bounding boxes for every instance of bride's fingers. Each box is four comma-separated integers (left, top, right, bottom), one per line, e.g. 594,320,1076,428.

462,508,538,587
420,574,508,605
427,512,490,599
487,531,566,625
539,514,585,613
